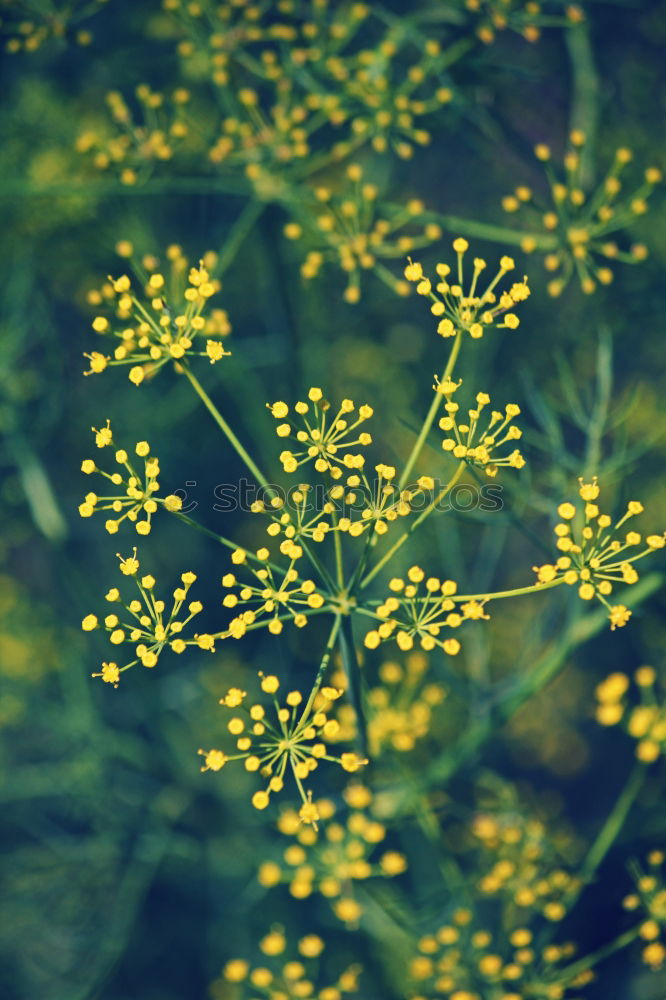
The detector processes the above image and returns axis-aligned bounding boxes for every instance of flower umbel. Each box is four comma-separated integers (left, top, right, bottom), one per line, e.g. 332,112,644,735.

623,851,666,971
502,132,661,296
221,547,327,638
404,239,530,339
286,166,441,303
199,672,366,819
84,552,201,682
85,243,231,385
258,783,406,923
533,477,665,629
269,389,373,480
216,929,362,997
79,421,182,535
364,567,484,654
595,665,666,764
439,391,525,476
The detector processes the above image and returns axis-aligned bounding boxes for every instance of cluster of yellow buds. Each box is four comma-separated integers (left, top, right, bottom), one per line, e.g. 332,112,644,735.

251,484,334,546
85,243,230,385
284,166,442,302
2,0,106,53
365,568,488,654
76,84,192,186
168,1,453,168
533,477,665,630
331,463,414,537
198,673,366,820
167,0,281,85
79,421,182,535
82,551,201,686
438,387,525,475
407,909,590,1000
257,783,406,923
623,852,666,971
470,811,579,919
461,0,584,45
216,929,362,998
250,465,423,544
364,653,446,755
268,389,373,480
317,36,454,160
595,666,666,764
221,547,328,638
502,132,662,295
208,76,313,178
404,239,530,339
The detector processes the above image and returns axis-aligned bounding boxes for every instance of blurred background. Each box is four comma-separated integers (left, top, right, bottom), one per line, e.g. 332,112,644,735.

1,1,665,998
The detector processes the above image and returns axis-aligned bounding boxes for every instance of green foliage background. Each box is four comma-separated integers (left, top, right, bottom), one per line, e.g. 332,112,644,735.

1,2,665,999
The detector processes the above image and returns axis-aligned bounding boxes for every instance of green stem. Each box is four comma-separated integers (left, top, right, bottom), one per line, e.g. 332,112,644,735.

217,200,264,276
333,521,344,589
300,538,338,594
181,364,272,491
579,762,646,886
299,615,342,721
0,175,250,200
566,23,599,187
339,615,368,757
555,924,642,987
451,576,567,603
173,509,239,551
398,332,462,489
422,213,558,249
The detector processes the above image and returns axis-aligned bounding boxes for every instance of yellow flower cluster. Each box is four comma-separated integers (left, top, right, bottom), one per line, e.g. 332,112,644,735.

438,387,525,476
269,389,373,479
408,909,590,1000
404,239,530,339
365,568,488,654
215,928,362,999
208,75,315,183
257,783,406,923
79,421,182,535
461,0,584,45
82,551,201,686
533,477,665,630
167,0,285,83
251,484,334,546
470,810,579,918
85,243,230,384
332,463,416,538
595,666,666,764
169,0,453,160
221,547,328,638
2,0,105,53
314,35,453,160
365,653,447,755
76,84,192,186
623,851,666,971
284,166,441,302
502,132,662,295
198,673,366,819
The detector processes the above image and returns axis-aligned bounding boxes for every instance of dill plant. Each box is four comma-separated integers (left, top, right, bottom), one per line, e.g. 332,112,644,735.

2,1,665,998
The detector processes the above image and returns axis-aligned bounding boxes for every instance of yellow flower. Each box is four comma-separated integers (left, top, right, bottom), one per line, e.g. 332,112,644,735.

534,477,663,628
202,674,367,817
405,240,530,340
85,246,231,383
89,559,201,684
270,389,373,480
439,392,525,476
501,132,660,295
